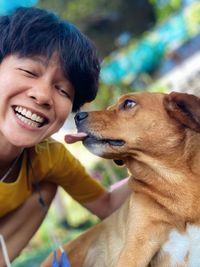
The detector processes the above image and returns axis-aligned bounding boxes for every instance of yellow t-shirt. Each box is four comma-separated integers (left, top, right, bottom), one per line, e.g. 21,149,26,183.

0,138,105,217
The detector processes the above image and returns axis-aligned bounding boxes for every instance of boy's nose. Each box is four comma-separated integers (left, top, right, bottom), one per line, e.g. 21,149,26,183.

74,112,88,126
27,85,53,108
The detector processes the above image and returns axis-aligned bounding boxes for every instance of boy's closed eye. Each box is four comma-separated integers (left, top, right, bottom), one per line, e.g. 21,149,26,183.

17,67,73,100
17,68,37,78
55,85,72,99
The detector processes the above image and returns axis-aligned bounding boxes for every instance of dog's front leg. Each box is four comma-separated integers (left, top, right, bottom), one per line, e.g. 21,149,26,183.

116,223,170,267
116,195,171,267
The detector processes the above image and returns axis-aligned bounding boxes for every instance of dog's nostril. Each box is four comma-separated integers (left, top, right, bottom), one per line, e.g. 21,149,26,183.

74,112,88,124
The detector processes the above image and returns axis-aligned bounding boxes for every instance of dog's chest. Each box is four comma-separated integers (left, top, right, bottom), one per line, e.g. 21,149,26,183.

82,230,124,267
157,224,200,266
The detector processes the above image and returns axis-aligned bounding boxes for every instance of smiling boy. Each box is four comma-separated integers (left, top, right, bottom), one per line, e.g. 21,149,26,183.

0,7,130,265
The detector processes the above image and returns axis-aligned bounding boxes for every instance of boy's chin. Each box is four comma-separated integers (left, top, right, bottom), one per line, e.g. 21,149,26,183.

8,135,46,148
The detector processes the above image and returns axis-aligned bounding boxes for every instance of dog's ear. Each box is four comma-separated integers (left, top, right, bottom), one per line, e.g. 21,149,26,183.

113,159,124,166
164,92,200,132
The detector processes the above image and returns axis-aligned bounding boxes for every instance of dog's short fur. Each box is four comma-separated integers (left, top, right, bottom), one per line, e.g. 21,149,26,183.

42,92,200,267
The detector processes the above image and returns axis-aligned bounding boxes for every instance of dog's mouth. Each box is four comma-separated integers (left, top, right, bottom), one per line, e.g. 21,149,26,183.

84,134,125,147
65,132,125,147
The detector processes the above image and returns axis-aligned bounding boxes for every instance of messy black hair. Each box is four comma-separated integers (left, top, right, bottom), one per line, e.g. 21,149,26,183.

0,7,100,112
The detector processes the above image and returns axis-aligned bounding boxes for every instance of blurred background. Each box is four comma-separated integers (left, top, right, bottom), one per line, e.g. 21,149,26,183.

1,0,199,266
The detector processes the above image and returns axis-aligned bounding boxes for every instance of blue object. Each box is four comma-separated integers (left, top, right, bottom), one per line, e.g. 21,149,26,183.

61,251,71,267
52,252,59,267
0,0,39,15
52,251,71,267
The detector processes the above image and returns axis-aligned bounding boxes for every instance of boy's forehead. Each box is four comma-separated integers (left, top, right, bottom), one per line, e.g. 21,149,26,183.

25,52,61,66
18,53,63,69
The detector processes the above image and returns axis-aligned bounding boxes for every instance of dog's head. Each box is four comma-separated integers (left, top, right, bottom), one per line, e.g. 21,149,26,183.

74,92,200,164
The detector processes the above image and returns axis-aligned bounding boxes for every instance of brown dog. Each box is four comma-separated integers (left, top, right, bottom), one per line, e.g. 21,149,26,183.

42,92,200,267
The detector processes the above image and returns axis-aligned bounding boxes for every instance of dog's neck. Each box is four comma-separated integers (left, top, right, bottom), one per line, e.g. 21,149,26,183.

124,134,200,223
125,129,200,183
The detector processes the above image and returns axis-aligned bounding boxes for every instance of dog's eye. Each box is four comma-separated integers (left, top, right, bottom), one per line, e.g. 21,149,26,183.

122,99,136,110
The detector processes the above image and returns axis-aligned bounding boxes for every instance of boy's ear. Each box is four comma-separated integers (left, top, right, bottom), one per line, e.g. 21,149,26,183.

163,92,200,132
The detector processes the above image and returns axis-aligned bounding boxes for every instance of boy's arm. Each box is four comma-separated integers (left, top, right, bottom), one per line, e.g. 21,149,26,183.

0,182,56,265
83,177,131,219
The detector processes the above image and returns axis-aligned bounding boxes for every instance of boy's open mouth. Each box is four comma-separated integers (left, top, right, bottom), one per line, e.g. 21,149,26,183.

13,106,48,128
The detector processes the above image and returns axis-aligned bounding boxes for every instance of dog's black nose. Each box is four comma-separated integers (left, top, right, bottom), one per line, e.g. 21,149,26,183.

74,112,88,125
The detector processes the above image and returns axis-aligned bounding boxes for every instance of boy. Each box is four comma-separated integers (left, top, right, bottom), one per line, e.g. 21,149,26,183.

0,6,130,264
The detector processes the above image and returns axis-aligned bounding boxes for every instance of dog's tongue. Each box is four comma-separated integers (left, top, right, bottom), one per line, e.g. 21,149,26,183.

64,132,88,144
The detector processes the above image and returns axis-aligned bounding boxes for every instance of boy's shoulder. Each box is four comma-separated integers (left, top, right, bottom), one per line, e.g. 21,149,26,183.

28,137,78,173
35,137,65,152
30,137,73,162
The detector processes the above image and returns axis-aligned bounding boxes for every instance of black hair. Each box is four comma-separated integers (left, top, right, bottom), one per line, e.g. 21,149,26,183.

0,7,100,112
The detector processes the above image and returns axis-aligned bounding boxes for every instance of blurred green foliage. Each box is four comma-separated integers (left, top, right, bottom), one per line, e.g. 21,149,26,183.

13,229,82,267
150,0,182,22
13,199,96,266
38,0,183,30
38,0,120,23
93,159,128,187
90,83,133,110
91,75,167,110
38,0,155,56
186,2,200,36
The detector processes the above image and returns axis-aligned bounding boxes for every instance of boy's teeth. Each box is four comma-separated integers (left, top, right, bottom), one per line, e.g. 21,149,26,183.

31,113,37,121
15,106,44,123
16,106,22,113
16,113,40,128
26,110,32,119
21,109,27,116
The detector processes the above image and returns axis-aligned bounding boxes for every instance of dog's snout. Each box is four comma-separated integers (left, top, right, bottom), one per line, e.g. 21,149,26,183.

75,112,88,125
